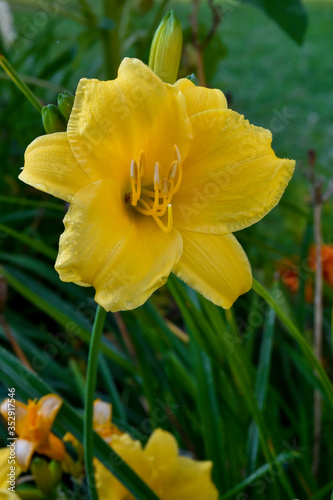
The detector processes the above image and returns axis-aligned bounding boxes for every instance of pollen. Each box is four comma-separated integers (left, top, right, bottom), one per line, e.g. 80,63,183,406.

128,145,182,233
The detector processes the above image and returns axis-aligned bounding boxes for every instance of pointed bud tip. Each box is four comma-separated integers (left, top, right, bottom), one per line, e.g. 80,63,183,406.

148,10,183,84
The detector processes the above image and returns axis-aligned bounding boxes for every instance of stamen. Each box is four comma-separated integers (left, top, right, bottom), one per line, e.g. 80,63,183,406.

152,204,173,234
130,159,138,206
128,148,182,233
162,178,169,195
154,162,161,189
138,150,145,178
130,159,138,182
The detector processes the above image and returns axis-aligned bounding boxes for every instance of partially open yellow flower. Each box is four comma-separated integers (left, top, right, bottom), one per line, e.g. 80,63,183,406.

0,395,65,472
95,428,218,500
19,58,295,312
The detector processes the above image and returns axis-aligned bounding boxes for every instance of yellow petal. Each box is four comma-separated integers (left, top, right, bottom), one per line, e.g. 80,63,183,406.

15,439,37,472
67,58,192,191
38,394,63,434
173,109,295,234
0,448,21,489
55,179,183,312
164,458,218,500
144,429,178,466
173,230,252,309
93,399,112,428
0,490,21,500
19,133,91,202
36,432,66,462
175,78,227,117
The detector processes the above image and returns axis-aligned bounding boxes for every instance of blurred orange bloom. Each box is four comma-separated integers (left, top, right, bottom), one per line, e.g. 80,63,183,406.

0,395,65,472
276,258,299,292
309,244,333,287
276,257,313,302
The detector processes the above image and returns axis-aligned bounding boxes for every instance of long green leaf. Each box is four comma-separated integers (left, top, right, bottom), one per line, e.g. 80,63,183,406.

252,278,333,405
0,223,56,259
242,0,307,44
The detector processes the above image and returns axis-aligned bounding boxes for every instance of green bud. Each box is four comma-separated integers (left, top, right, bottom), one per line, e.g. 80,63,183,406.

57,91,74,121
49,460,62,487
42,104,67,134
31,457,53,495
148,10,183,84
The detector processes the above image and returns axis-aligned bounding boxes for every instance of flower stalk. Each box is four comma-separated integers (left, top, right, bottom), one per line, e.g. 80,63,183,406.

84,305,107,500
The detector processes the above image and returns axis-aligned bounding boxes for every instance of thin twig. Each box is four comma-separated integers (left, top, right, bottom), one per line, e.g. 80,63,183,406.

310,150,323,476
190,0,222,86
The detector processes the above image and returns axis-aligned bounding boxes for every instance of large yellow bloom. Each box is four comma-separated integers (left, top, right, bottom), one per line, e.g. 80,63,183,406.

0,395,65,472
19,58,295,312
95,428,218,500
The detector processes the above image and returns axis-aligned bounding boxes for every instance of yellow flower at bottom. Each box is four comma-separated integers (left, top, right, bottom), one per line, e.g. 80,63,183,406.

19,58,295,312
95,428,218,500
0,395,65,472
0,447,21,500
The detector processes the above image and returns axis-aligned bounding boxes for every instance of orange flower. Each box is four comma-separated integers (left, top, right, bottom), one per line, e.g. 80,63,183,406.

0,395,65,472
276,258,299,292
276,257,313,303
309,245,333,287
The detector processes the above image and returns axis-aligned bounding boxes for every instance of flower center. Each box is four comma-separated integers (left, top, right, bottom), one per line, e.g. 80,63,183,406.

126,145,182,233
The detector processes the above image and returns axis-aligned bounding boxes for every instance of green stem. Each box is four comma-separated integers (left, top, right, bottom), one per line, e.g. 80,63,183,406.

0,55,42,113
252,278,333,406
101,0,123,79
84,305,107,500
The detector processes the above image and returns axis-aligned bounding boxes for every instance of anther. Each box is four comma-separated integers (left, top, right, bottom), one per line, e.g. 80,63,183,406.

174,144,181,163
168,160,178,180
138,150,145,178
130,159,138,182
154,162,161,189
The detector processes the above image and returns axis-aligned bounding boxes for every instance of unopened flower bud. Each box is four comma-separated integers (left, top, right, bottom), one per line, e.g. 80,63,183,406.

57,91,74,121
42,104,67,134
31,457,53,495
49,460,62,487
148,10,183,84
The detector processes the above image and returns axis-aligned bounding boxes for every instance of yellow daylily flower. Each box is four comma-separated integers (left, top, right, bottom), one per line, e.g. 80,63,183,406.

19,58,295,312
95,428,218,500
0,447,21,500
0,395,65,472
